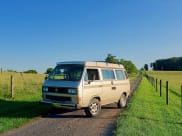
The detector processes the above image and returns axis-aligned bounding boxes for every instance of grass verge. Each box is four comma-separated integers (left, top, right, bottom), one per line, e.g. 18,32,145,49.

0,99,53,133
0,72,53,133
114,77,182,136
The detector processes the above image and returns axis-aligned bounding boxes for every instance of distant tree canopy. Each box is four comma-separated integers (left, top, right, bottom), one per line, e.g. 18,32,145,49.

24,69,38,74
45,67,53,74
7,69,17,73
105,54,138,74
151,57,182,71
144,64,149,71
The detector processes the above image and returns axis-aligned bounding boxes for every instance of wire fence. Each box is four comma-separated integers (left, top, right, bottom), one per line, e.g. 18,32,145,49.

0,72,45,99
144,74,182,109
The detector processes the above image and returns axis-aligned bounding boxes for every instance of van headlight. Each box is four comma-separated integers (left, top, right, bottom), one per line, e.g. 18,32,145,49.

42,86,48,92
68,88,77,94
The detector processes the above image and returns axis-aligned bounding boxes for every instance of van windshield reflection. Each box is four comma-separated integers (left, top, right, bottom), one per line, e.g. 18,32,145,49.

48,64,84,81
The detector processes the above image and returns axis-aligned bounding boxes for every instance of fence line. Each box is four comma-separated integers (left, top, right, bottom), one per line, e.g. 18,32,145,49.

144,74,181,108
130,73,142,93
0,73,43,99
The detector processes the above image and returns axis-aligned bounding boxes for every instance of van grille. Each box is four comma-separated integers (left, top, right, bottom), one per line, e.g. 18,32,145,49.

46,95,71,102
48,87,68,94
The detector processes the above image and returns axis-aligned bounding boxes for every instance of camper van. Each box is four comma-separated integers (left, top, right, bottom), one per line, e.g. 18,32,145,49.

41,61,130,117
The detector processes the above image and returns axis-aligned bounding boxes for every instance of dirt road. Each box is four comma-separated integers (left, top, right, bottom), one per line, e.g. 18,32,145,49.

2,104,121,136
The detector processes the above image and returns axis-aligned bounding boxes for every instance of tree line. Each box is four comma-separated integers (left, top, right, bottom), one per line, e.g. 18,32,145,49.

105,54,138,74
151,57,182,71
1,54,138,74
45,54,138,74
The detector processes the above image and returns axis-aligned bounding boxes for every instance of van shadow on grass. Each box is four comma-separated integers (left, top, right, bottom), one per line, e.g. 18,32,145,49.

0,99,72,119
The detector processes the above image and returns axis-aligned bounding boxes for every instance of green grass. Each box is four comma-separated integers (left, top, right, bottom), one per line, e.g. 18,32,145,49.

114,77,182,136
0,72,53,133
129,73,139,81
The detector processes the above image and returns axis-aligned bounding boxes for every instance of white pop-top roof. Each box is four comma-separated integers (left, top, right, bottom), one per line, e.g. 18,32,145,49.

57,61,124,69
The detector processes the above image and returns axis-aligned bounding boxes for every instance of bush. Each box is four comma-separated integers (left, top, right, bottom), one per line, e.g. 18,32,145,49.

24,70,38,74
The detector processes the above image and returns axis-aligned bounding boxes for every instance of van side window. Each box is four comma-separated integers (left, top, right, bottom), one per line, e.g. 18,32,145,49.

115,70,126,80
102,69,115,80
85,69,99,80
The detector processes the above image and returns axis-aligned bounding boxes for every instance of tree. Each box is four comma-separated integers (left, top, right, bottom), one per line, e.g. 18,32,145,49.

122,60,138,74
151,57,182,71
105,54,138,74
144,64,149,71
105,54,119,64
24,69,38,74
45,67,53,74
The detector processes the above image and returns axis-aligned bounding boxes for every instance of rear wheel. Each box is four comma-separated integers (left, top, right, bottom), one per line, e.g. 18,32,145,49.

84,98,101,117
117,94,127,108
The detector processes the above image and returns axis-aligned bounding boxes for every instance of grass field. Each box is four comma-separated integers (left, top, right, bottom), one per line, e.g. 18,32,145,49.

114,77,182,136
0,72,44,100
0,72,53,133
146,71,182,92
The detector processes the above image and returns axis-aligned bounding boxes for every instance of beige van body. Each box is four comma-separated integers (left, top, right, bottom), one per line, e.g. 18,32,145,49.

41,61,130,116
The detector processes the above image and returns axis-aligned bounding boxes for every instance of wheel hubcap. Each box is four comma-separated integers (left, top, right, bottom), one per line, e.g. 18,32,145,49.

90,103,99,114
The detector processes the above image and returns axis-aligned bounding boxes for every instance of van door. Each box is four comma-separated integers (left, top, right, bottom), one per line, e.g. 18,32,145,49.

101,69,118,104
115,70,129,100
82,68,102,107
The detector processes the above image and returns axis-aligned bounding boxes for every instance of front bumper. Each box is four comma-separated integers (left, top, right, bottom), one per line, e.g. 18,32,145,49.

40,99,81,109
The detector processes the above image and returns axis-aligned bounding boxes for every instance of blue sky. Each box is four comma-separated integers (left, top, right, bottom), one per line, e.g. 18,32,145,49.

0,0,182,73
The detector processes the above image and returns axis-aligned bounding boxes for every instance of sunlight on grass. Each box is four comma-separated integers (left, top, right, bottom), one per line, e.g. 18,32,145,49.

114,77,182,136
146,71,182,92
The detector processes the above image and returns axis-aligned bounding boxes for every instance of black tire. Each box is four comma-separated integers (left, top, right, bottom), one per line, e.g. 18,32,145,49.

117,94,127,108
84,98,101,117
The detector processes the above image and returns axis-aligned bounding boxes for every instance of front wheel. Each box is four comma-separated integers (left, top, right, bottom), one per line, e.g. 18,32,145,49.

117,94,127,108
84,98,101,117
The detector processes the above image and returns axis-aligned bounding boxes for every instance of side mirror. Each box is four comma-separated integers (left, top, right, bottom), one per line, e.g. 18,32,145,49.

45,76,48,80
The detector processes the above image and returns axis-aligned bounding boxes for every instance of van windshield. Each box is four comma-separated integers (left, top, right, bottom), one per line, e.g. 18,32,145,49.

48,64,84,81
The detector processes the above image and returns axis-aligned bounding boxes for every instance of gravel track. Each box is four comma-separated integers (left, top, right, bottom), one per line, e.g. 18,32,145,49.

1,104,121,136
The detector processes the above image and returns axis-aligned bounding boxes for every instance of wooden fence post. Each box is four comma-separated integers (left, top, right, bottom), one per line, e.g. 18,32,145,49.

166,81,168,105
10,75,14,98
181,85,182,108
160,80,162,97
156,79,158,92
